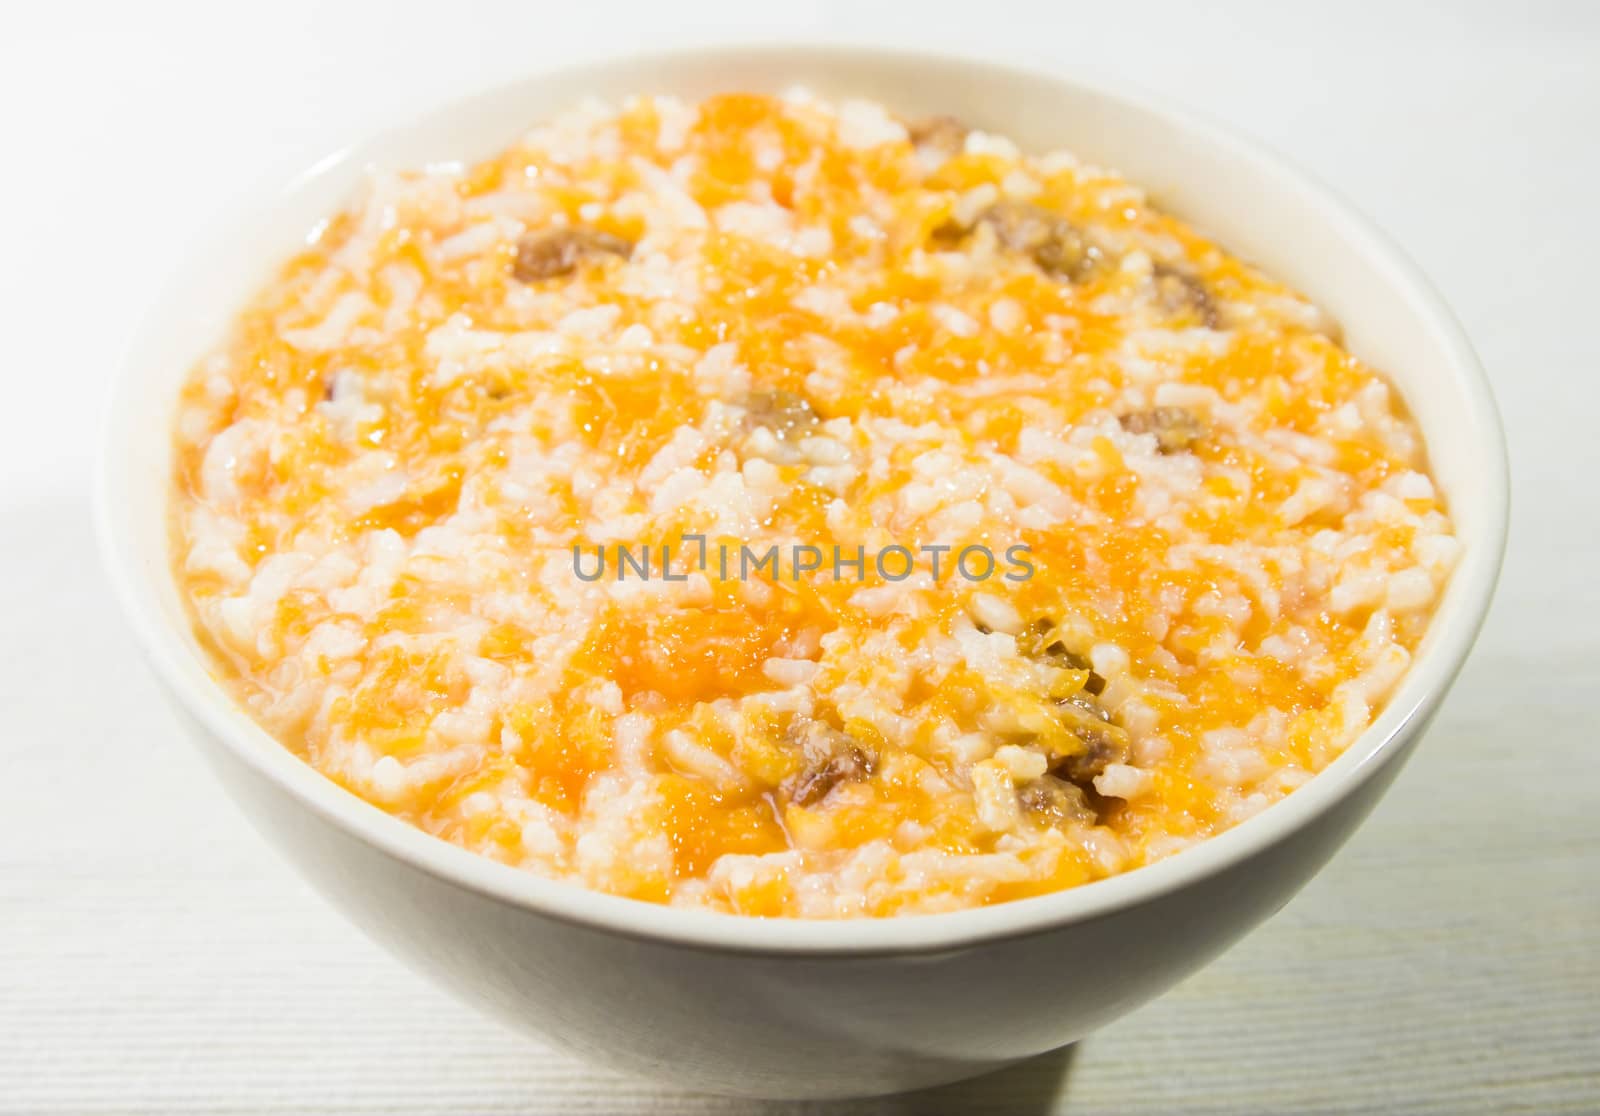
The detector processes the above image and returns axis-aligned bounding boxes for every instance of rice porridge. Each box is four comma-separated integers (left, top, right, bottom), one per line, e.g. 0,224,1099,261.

170,92,1459,917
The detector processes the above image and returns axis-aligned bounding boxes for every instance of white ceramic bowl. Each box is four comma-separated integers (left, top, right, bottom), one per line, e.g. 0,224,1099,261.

97,45,1508,1100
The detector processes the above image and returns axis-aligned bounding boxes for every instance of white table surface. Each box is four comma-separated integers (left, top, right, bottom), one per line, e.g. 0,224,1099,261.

2,1,1596,1111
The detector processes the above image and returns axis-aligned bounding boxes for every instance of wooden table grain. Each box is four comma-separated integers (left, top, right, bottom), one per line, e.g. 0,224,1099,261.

2,1,1596,1111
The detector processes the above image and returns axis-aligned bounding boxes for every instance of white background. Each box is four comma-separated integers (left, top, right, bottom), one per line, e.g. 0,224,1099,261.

2,1,1596,1112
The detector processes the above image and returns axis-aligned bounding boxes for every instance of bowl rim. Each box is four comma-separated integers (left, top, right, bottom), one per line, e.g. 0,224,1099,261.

96,42,1510,957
